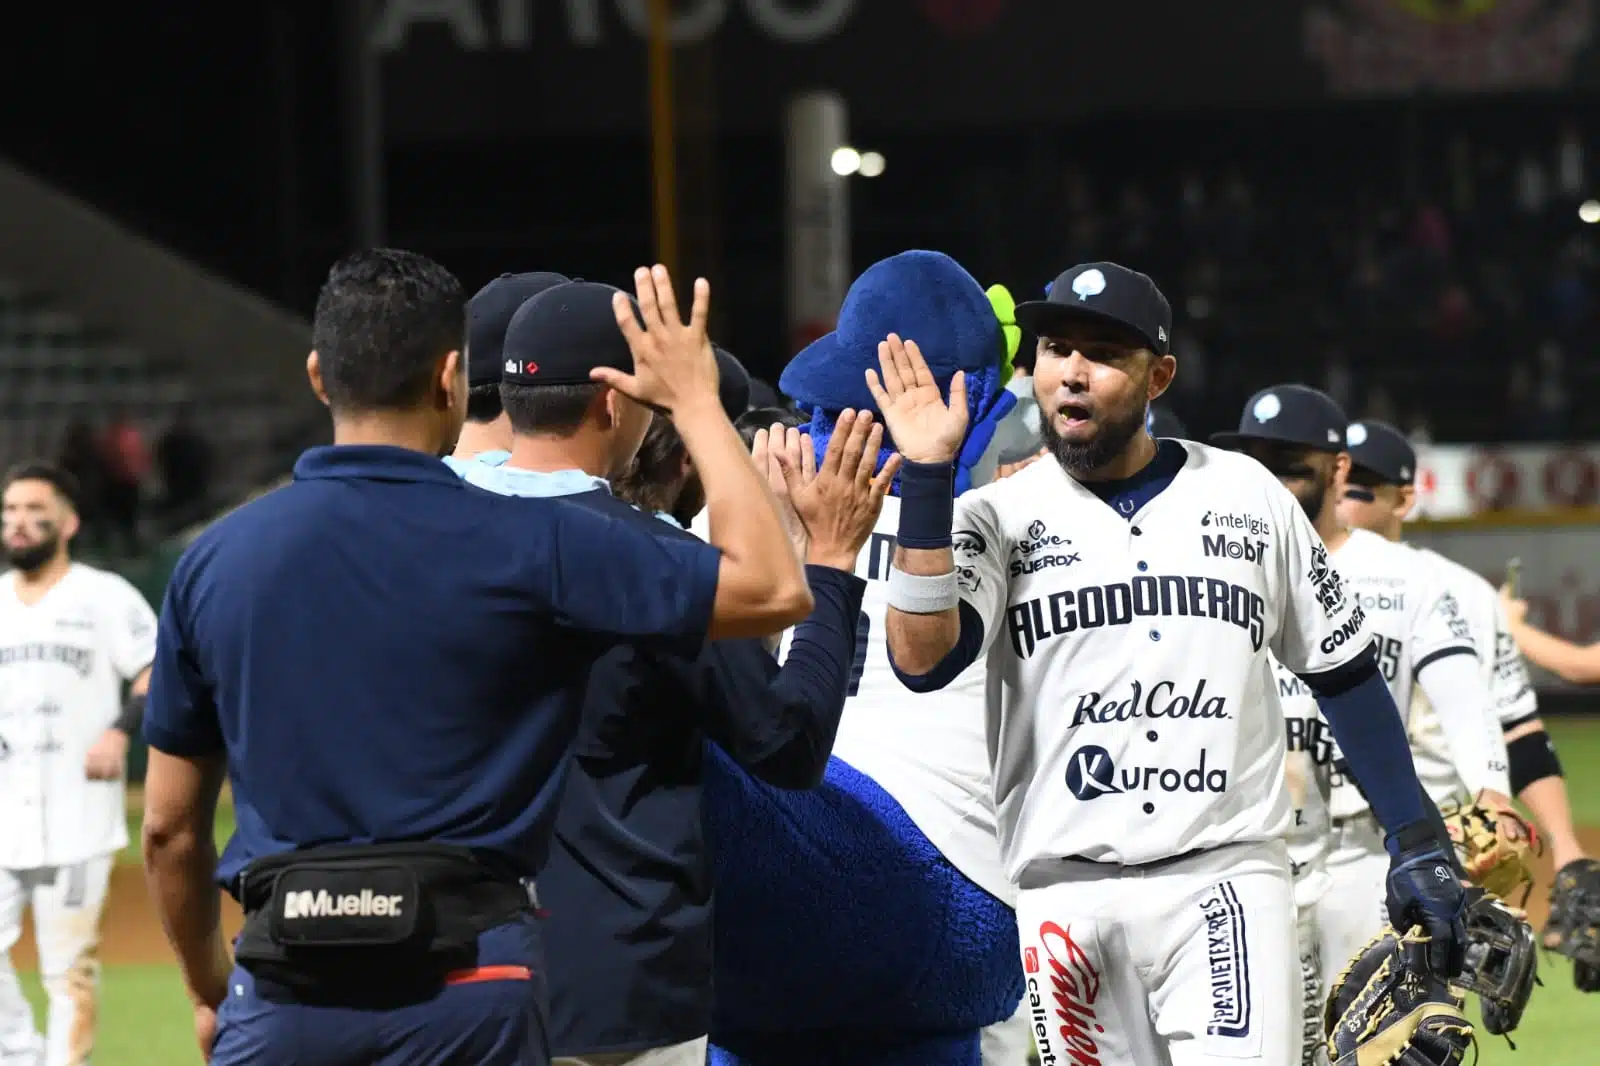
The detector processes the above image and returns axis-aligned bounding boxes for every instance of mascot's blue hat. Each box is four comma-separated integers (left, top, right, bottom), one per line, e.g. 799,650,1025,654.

778,251,1019,495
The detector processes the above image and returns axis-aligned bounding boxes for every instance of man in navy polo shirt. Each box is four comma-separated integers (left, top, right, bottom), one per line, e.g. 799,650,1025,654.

138,251,814,1066
456,276,896,1065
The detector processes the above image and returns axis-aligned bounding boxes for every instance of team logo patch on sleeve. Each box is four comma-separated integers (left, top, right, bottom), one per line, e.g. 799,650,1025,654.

1306,543,1348,618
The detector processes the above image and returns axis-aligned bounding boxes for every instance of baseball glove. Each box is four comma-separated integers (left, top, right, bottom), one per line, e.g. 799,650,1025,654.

1441,797,1538,903
1544,857,1600,992
1456,888,1539,1037
1324,926,1473,1066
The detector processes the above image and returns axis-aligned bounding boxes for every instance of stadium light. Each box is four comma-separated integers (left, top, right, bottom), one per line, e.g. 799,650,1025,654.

858,151,886,178
830,147,862,177
1580,200,1600,224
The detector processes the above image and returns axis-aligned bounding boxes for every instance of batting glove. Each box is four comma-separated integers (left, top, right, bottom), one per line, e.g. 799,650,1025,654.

1387,836,1469,979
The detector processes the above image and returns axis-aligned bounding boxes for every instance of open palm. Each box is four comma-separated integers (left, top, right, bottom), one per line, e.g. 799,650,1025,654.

863,333,969,465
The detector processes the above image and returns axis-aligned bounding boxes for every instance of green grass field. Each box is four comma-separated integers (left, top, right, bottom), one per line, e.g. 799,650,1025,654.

18,720,1600,1064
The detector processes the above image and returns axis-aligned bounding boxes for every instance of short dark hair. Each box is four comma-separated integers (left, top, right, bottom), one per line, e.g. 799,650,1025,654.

311,248,467,412
4,460,80,511
466,383,503,423
500,381,604,437
734,405,807,450
614,419,685,514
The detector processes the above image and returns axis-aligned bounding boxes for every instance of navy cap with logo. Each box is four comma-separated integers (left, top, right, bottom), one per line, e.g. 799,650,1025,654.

1210,384,1348,453
1014,262,1172,356
1345,420,1416,485
467,271,572,387
502,282,750,419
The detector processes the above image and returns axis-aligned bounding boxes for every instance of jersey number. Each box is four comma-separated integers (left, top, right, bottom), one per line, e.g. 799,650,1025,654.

1375,635,1403,683
848,612,870,697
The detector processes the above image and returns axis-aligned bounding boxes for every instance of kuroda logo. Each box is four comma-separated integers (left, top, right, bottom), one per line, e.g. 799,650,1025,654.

1065,745,1228,800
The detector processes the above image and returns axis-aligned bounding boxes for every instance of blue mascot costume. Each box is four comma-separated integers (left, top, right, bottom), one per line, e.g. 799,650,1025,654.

704,251,1029,1066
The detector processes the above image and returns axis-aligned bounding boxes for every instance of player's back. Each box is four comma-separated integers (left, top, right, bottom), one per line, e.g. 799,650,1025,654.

152,451,715,885
825,494,1012,903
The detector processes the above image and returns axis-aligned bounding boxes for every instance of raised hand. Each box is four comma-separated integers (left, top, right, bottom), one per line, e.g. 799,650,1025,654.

782,409,902,571
752,423,813,558
592,264,721,417
864,333,968,465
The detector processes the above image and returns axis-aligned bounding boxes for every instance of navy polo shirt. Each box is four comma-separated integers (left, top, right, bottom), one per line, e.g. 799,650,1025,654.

142,445,723,891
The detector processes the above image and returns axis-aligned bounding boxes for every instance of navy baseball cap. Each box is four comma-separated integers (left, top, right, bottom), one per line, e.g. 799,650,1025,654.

501,281,640,387
1015,262,1172,356
1345,420,1416,485
1210,384,1348,453
713,346,752,419
467,272,572,387
503,282,750,419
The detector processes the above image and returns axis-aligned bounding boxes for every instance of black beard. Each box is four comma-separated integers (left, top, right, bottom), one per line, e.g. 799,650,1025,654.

1041,401,1150,479
1290,469,1330,523
6,536,58,574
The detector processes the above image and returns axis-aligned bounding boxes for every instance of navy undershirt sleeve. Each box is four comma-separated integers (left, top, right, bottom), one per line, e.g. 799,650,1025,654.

1305,655,1427,838
888,600,986,693
701,566,865,788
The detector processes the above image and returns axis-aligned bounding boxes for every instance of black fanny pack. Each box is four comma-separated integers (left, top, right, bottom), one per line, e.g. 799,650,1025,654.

234,842,532,1005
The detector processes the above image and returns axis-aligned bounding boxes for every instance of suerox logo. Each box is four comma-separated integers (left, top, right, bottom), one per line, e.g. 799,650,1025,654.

283,889,405,920
1064,745,1228,800
1027,921,1104,1066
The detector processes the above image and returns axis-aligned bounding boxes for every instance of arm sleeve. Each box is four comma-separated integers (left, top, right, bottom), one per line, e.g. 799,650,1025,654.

106,575,158,680
700,565,866,788
1489,597,1539,727
141,563,224,757
1268,490,1373,679
886,493,1009,691
536,502,721,657
1310,658,1428,836
1414,650,1512,795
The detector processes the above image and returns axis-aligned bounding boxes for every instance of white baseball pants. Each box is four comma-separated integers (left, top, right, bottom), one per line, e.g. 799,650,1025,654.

1314,817,1389,998
980,998,1034,1066
0,858,113,1066
1015,839,1298,1066
1293,902,1328,1066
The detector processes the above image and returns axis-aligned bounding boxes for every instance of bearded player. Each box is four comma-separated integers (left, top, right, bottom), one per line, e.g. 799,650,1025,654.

0,463,156,1066
1210,388,1511,1002
875,261,1467,1066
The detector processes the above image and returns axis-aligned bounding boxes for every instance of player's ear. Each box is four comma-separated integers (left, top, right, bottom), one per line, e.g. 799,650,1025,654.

435,349,465,412
306,352,330,407
1146,352,1177,401
1395,484,1417,521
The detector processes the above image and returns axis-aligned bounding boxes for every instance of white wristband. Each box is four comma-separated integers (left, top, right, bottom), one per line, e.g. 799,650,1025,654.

887,567,960,614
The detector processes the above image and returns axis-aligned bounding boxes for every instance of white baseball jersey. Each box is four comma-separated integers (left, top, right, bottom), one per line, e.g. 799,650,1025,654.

1324,530,1504,818
1406,546,1537,805
1274,657,1334,910
825,495,1013,904
0,564,156,868
944,441,1373,880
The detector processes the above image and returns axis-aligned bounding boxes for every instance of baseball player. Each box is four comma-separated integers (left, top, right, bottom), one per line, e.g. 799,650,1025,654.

1338,421,1591,891
0,462,156,1066
1209,387,1510,1000
875,261,1467,1066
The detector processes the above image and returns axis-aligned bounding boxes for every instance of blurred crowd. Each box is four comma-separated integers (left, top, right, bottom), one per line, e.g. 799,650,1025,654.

56,406,213,555
992,113,1600,444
